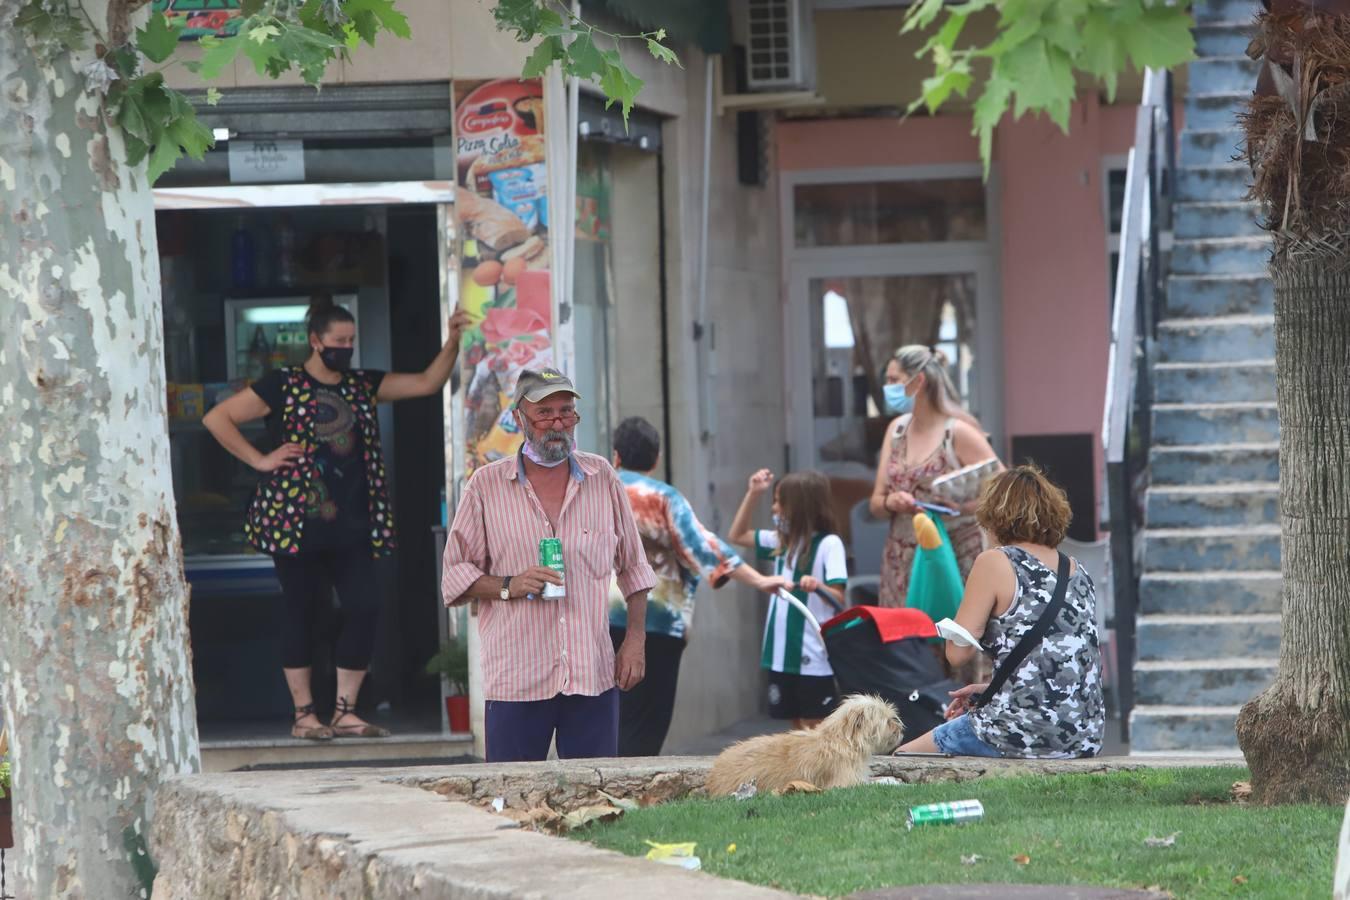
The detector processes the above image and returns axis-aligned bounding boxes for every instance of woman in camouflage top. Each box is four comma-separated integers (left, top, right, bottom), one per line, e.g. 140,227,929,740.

897,466,1104,758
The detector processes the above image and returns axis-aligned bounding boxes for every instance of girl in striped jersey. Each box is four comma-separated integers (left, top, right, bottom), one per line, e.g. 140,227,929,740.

730,469,848,730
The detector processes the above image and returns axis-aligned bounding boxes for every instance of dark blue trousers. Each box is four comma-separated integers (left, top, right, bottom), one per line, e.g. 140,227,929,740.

484,688,619,762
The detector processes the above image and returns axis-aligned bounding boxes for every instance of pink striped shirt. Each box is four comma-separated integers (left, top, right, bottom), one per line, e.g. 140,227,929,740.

441,451,657,701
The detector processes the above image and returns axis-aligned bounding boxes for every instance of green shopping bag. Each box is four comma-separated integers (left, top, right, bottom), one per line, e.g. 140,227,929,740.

905,514,965,627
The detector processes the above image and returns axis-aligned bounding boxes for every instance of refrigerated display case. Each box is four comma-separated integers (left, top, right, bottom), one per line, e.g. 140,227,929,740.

224,295,360,380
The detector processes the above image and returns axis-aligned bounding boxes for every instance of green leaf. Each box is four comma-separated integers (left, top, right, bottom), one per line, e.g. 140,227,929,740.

566,33,607,81
493,0,548,40
971,74,1012,178
915,61,973,115
205,87,223,106
900,0,947,35
249,23,282,44
343,0,412,39
349,10,380,46
522,36,564,80
1120,5,1195,70
194,34,244,80
148,134,182,184
14,1,87,53
646,39,679,66
599,58,644,127
168,113,214,161
136,12,184,64
1079,15,1125,102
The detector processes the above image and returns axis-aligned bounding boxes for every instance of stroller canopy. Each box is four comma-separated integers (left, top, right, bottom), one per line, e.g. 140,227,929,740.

822,605,939,643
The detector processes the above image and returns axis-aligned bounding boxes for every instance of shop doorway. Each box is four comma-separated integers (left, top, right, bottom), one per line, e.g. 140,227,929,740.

781,166,1001,565
155,183,455,742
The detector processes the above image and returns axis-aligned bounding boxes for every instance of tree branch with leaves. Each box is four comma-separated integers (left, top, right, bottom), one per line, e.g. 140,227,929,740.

904,0,1195,173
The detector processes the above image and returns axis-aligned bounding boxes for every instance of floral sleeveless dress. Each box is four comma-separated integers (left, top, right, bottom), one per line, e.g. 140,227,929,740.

878,416,986,607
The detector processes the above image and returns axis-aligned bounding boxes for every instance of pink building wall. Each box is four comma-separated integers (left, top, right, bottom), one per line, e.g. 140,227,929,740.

777,96,1139,530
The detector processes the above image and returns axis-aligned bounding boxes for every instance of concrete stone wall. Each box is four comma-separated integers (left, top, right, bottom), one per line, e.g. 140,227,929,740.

650,53,784,750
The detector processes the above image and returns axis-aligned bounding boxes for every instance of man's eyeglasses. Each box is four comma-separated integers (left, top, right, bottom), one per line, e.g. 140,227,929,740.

523,410,581,428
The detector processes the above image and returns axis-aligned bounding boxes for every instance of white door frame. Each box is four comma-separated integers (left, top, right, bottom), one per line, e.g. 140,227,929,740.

779,164,1004,471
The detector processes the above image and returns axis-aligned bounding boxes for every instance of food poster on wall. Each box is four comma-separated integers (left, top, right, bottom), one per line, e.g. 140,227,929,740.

153,0,244,38
454,78,553,475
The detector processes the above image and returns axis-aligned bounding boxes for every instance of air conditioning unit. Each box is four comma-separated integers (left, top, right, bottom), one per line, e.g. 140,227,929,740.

736,0,816,92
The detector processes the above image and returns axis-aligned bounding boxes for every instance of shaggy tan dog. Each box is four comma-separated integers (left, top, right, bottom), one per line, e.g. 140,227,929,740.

705,695,904,797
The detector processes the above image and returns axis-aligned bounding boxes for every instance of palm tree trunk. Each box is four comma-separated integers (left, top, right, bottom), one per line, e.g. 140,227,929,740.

1235,249,1350,804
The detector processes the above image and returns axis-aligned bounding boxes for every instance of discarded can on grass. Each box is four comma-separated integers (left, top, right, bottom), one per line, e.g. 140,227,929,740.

906,799,985,830
539,537,566,599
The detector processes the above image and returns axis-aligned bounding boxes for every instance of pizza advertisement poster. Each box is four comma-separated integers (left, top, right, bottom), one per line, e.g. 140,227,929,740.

453,78,554,476
153,0,244,39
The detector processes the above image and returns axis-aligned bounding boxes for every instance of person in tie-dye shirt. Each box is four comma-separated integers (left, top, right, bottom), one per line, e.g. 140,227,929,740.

608,417,791,756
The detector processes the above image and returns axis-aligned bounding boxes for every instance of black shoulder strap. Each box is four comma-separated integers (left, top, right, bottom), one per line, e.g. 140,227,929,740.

974,551,1072,709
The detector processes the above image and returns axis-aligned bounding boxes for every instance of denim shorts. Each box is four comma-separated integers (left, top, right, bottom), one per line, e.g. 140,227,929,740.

931,713,1004,758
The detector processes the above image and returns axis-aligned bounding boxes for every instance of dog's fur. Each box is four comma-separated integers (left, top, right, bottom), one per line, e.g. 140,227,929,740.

705,695,904,797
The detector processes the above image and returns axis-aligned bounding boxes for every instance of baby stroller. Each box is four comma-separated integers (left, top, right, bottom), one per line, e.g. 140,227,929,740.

777,591,963,737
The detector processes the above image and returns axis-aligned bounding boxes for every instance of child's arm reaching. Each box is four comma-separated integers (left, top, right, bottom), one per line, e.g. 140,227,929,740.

728,468,773,549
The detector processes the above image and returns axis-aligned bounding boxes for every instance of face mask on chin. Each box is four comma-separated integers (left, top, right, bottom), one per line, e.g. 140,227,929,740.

518,414,574,467
319,345,354,373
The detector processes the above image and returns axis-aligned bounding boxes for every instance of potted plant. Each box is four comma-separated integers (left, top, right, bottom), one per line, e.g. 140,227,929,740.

425,638,470,734
1,727,12,850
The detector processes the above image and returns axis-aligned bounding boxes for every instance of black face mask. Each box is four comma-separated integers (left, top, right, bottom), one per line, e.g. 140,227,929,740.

319,346,354,373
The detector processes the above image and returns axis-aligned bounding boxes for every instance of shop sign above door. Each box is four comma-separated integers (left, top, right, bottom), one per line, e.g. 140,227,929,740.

228,139,306,184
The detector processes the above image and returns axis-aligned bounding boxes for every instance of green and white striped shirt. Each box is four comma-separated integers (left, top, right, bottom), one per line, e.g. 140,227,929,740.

755,529,848,676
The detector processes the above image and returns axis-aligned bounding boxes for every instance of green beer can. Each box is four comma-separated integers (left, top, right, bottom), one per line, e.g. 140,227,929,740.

906,800,984,830
539,538,566,599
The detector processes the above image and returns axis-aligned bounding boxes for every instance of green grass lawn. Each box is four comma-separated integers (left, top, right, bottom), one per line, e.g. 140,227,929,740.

574,767,1342,898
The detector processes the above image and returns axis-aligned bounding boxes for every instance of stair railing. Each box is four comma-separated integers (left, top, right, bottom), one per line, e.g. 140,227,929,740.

1101,66,1175,738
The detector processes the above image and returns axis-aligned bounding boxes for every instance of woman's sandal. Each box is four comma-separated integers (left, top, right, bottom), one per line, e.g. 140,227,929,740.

330,695,391,738
292,703,334,741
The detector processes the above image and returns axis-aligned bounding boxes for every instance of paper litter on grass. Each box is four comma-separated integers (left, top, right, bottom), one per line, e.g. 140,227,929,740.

1143,831,1181,848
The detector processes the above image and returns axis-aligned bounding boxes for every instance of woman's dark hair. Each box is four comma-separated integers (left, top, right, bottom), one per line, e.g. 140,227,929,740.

774,470,840,561
613,416,661,472
307,292,355,337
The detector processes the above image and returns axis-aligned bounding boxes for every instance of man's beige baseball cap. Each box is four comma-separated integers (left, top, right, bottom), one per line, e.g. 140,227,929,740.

513,367,581,406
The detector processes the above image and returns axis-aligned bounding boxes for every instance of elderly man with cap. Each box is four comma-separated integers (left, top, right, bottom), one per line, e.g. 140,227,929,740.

441,367,656,762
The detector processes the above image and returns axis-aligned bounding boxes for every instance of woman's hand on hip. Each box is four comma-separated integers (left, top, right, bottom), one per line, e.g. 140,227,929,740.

508,566,564,599
255,443,306,473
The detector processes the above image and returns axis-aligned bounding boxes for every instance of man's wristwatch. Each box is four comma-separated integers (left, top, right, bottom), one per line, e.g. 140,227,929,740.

499,576,512,601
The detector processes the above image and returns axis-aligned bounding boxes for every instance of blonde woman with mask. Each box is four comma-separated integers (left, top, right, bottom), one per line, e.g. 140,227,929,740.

869,345,1001,609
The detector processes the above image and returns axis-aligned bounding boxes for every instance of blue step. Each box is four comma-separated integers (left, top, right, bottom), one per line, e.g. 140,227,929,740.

1139,571,1281,615
1171,237,1269,275
1158,315,1274,362
1146,483,1278,528
1180,129,1246,168
1149,443,1280,485
1192,0,1261,23
1153,402,1279,445
1187,57,1261,96
1137,615,1281,662
1196,23,1255,57
1154,361,1276,404
1130,705,1242,754
1167,274,1273,318
1177,165,1251,202
1135,659,1278,706
1142,525,1281,572
1185,92,1250,131
1175,201,1265,239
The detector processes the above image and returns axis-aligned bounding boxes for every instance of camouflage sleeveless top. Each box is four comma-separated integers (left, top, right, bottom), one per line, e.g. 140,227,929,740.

968,547,1105,758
